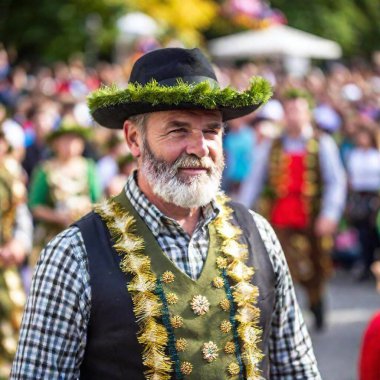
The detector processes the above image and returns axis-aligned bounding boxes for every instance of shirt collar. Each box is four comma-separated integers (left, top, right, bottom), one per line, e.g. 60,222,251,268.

124,171,221,234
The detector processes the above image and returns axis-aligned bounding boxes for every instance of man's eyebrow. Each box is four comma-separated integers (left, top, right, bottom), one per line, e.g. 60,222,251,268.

205,122,223,129
165,120,224,130
166,120,191,128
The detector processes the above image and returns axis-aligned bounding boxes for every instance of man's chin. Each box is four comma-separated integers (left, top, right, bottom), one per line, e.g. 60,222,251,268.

175,171,214,185
152,180,219,209
167,196,213,209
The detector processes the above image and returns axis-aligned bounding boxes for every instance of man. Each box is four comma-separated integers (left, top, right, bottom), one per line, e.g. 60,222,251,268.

11,48,321,379
240,89,346,330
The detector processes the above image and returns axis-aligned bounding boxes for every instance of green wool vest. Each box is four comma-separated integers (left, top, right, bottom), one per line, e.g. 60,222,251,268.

115,192,240,378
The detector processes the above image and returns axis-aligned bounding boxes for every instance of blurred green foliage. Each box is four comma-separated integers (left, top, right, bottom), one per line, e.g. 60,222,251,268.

270,0,380,57
0,0,379,62
0,0,125,63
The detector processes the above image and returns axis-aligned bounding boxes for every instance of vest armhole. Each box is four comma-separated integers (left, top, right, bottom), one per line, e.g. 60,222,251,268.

228,200,275,282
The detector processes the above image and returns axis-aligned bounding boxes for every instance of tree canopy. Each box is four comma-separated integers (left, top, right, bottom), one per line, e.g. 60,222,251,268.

0,0,379,63
0,0,124,63
269,0,380,57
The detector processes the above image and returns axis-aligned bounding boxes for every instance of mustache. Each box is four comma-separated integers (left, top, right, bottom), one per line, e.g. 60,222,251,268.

172,154,213,170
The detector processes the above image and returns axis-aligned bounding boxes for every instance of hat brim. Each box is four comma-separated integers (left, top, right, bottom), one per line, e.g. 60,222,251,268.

92,102,262,129
88,77,272,129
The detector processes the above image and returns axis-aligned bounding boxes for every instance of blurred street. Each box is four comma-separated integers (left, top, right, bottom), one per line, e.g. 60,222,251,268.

298,269,379,380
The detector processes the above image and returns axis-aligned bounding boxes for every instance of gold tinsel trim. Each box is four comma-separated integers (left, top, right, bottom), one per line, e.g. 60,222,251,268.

232,282,260,307
222,240,248,262
236,304,260,324
94,200,172,380
213,194,264,379
216,256,228,269
227,260,254,282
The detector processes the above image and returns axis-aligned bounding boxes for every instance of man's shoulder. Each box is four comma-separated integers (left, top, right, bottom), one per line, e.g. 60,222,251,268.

225,201,271,230
248,210,276,240
33,225,90,285
74,210,99,224
50,225,81,241
40,226,85,262
226,201,276,247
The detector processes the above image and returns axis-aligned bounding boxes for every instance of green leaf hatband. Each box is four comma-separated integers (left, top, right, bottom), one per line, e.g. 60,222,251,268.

87,77,272,113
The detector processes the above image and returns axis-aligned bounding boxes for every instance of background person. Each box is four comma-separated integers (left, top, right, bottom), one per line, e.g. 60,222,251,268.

346,125,380,280
239,89,347,330
28,124,101,265
0,129,32,378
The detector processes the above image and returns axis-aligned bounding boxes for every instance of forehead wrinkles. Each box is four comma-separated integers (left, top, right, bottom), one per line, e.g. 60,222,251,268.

150,110,222,126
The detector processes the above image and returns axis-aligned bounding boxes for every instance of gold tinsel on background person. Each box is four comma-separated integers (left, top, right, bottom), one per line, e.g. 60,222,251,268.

0,130,28,379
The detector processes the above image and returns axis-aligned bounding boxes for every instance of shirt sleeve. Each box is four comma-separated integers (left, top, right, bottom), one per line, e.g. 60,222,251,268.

10,227,91,379
251,211,322,379
318,134,347,222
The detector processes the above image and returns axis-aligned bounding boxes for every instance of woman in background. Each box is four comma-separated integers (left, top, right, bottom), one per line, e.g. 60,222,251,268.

28,124,101,265
346,126,380,280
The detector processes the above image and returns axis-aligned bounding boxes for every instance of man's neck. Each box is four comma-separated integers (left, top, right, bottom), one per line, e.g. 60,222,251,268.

137,172,202,236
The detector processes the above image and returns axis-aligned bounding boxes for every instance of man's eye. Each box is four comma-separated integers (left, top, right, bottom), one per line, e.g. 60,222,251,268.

204,129,219,135
171,128,187,134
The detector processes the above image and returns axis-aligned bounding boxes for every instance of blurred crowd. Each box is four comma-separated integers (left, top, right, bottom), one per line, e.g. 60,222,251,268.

221,56,380,278
1,40,380,375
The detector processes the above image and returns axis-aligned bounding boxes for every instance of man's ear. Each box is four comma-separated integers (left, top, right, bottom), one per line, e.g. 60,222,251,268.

123,120,142,158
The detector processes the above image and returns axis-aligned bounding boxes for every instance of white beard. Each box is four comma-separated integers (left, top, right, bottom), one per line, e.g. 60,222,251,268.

140,140,224,208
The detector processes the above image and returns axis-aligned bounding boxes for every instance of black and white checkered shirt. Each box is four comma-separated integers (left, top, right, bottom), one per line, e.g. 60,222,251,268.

11,175,321,379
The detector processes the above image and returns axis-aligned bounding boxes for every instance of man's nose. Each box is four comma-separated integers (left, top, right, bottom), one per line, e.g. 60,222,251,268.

185,132,209,158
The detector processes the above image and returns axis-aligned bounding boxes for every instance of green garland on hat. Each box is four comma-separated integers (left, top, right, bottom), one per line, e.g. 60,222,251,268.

87,76,272,113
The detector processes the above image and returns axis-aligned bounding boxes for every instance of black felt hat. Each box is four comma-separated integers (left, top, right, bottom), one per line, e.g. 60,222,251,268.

88,48,272,129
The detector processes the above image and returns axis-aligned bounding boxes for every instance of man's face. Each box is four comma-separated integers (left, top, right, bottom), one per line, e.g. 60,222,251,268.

137,109,225,208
